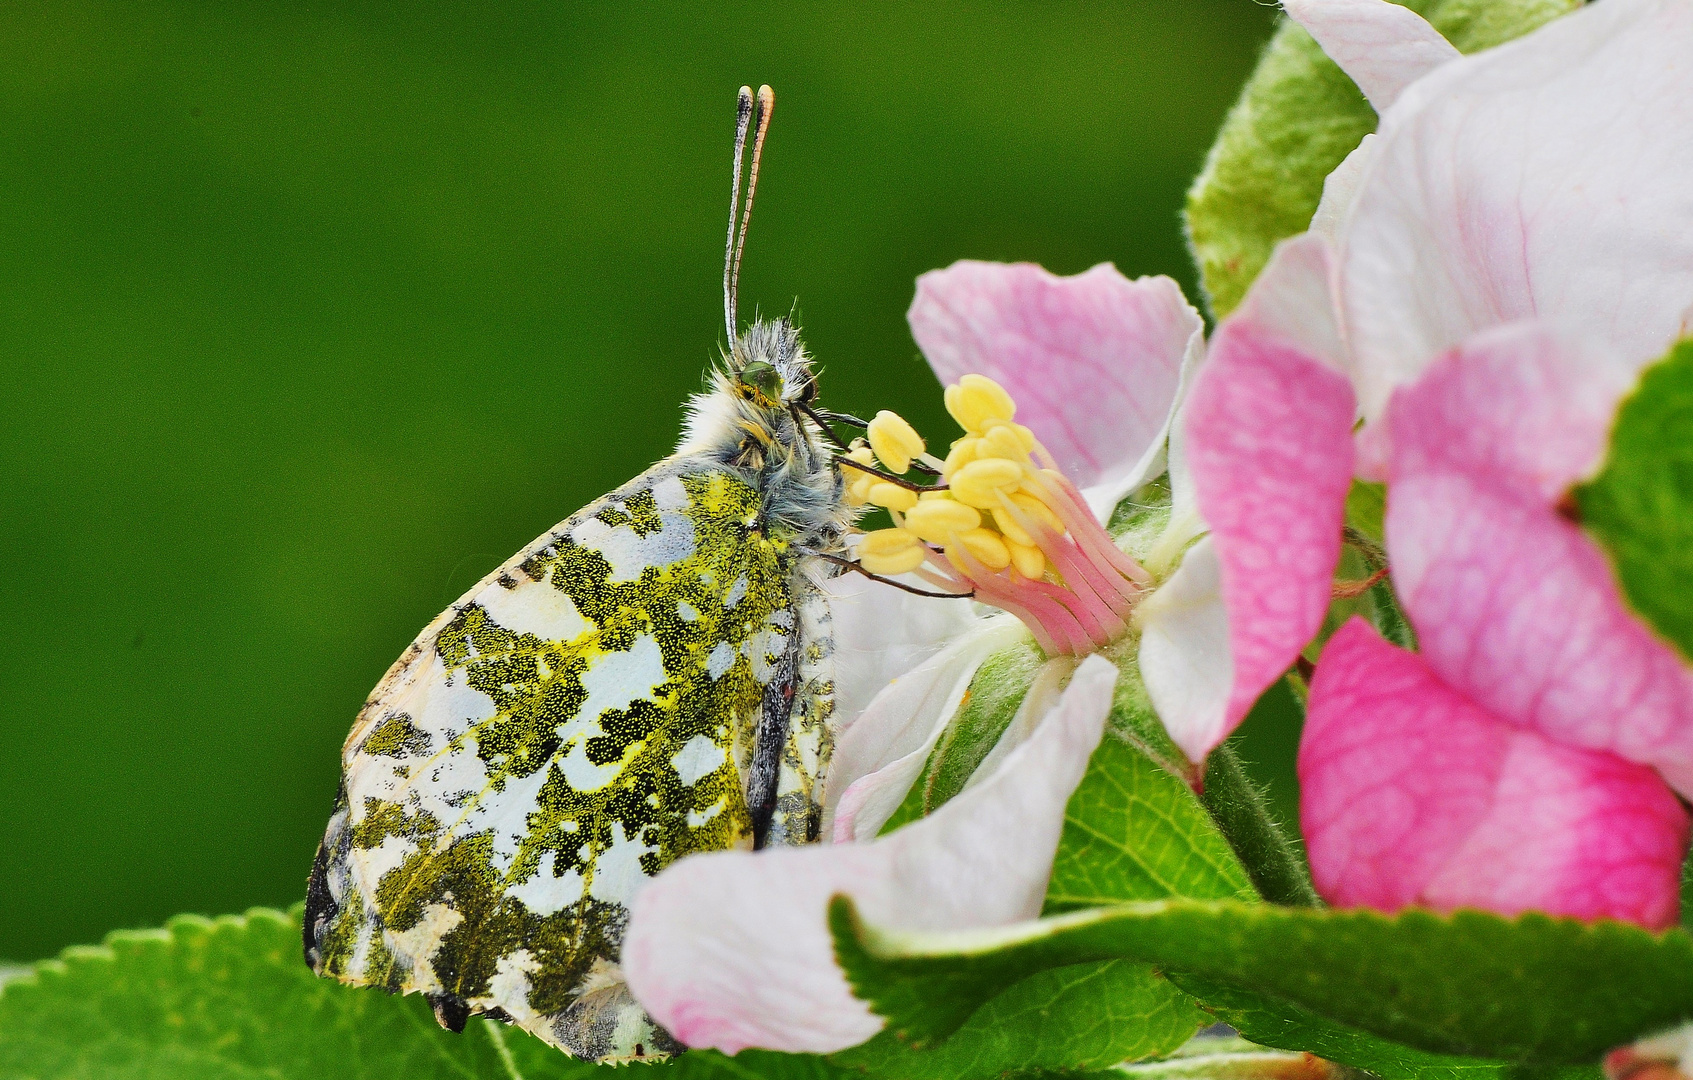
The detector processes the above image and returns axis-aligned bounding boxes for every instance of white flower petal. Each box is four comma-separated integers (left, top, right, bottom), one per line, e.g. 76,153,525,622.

823,615,1028,839
1340,0,1693,418
622,655,1119,1055
1136,536,1235,763
1283,0,1460,113
826,568,980,736
1309,134,1376,247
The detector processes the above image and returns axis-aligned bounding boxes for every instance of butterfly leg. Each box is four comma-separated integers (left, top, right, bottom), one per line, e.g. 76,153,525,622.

747,625,801,849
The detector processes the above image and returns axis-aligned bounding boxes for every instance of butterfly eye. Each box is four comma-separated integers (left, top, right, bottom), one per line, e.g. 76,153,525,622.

738,360,784,401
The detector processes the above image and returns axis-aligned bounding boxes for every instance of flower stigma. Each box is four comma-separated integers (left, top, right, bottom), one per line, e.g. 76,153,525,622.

849,373,1150,656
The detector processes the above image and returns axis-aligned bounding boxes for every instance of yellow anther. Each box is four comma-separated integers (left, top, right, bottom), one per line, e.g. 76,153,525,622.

992,491,1064,547
984,419,1038,450
950,457,1026,509
1009,541,1046,580
867,411,925,474
919,488,952,501
867,482,918,513
902,499,982,544
841,442,879,505
976,424,1033,461
850,473,877,504
946,373,1017,433
858,529,927,576
942,437,980,478
948,527,1012,571
943,383,965,429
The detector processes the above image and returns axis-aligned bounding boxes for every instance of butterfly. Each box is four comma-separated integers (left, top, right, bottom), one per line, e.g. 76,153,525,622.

300,85,949,1062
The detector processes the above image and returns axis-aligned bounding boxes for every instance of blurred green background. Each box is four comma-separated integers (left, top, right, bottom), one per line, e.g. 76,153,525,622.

0,1,1290,962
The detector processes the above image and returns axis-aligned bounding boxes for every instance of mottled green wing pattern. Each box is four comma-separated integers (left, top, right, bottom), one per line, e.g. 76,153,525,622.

304,456,835,1061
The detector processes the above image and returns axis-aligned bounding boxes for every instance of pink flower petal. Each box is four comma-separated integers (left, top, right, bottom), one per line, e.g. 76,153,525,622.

1385,327,1693,794
1283,0,1460,112
622,656,1118,1055
1183,312,1356,756
1339,0,1693,419
908,261,1202,493
1217,234,1348,373
1302,619,1688,928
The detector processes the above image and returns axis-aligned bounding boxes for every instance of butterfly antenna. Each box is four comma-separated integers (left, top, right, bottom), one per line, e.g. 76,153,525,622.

730,85,774,345
724,85,754,348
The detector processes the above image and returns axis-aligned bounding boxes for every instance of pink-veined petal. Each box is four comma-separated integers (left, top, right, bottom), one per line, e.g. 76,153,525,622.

622,655,1118,1055
1183,307,1356,754
1302,619,1688,928
909,261,1202,494
1083,318,1208,521
1340,0,1693,419
825,568,980,736
1385,327,1693,794
1220,234,1348,373
1283,0,1459,112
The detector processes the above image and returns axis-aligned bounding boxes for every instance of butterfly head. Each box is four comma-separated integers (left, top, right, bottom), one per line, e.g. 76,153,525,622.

729,317,816,410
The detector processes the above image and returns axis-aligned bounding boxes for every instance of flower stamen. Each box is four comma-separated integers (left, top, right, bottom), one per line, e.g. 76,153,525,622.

849,375,1149,656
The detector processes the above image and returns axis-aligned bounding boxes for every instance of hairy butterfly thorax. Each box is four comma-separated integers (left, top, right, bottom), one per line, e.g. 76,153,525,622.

299,85,917,1063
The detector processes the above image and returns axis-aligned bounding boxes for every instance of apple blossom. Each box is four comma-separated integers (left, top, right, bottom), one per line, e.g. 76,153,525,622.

1183,0,1693,924
618,259,1269,1053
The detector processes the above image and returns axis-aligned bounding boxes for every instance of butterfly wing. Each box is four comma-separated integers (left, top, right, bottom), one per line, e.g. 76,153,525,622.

304,454,827,1060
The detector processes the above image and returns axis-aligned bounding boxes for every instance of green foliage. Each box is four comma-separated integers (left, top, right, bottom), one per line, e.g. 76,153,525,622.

1173,976,1600,1080
1576,339,1693,662
830,961,1205,1078
1345,481,1387,544
1045,732,1255,915
1185,0,1580,317
0,904,866,1080
831,896,1693,1065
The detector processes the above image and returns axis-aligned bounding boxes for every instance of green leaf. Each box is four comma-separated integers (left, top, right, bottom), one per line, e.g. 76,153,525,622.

1171,976,1599,1080
1044,712,1255,914
1184,0,1580,318
830,896,1693,1065
1345,481,1387,545
1575,339,1693,663
830,961,1206,1079
0,904,855,1080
